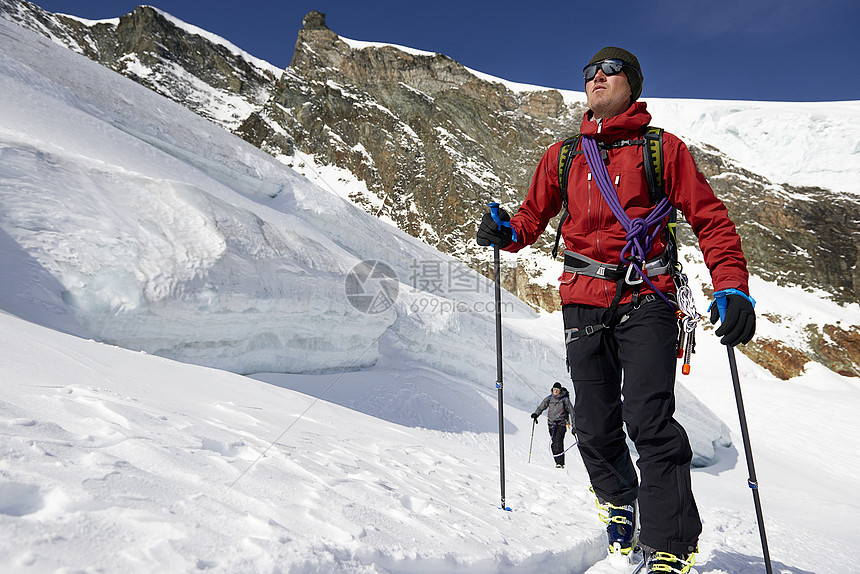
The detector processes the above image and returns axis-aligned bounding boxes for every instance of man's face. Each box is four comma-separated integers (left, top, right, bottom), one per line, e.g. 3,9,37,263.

585,67,633,119
552,388,561,395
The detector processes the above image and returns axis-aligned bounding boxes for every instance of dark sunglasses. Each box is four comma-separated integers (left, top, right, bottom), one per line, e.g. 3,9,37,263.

583,59,626,81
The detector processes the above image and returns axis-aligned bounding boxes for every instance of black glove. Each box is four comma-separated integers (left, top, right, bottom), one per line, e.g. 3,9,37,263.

710,293,756,347
476,210,513,248
530,412,539,420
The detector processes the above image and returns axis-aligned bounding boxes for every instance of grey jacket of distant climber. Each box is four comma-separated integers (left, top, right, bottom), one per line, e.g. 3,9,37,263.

533,388,573,426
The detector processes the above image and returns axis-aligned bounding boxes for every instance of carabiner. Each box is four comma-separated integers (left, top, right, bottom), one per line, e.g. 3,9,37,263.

624,262,644,286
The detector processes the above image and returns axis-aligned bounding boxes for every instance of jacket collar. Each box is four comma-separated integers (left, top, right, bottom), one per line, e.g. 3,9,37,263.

580,101,652,143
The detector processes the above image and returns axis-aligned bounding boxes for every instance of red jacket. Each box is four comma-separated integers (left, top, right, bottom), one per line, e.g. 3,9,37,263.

505,101,749,307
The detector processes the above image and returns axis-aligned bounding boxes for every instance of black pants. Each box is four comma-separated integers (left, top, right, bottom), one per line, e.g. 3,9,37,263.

563,299,701,556
549,421,567,466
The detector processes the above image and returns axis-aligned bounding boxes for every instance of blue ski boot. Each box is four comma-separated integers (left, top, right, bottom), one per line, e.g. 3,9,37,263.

596,498,638,555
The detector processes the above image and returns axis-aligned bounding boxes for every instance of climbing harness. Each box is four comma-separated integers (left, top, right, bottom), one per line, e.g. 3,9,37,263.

561,132,702,373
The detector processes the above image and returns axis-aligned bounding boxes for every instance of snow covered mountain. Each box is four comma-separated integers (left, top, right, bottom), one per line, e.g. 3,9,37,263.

1,7,860,574
3,2,858,381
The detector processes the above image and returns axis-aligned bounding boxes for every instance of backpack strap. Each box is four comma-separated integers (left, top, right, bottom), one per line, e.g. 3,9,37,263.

642,127,680,268
642,126,665,203
551,135,581,258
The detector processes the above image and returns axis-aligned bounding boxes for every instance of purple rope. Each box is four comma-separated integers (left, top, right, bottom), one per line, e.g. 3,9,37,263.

580,135,676,307
561,440,579,455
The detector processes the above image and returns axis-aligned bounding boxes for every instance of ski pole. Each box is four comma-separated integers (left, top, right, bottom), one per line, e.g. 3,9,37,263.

715,294,773,574
528,417,536,463
489,202,511,511
726,346,773,574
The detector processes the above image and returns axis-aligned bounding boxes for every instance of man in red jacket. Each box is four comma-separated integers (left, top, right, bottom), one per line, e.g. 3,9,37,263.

477,47,755,573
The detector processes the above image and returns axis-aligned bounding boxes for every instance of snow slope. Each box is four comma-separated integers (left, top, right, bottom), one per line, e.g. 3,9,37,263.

1,15,859,574
645,97,860,198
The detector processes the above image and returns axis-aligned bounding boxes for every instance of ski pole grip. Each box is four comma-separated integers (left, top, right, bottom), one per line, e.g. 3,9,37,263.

488,202,516,243
488,202,504,228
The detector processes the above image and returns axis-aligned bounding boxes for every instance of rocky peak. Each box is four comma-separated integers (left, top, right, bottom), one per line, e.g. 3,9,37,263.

290,10,342,70
290,12,475,97
0,1,279,129
109,6,279,127
302,9,328,31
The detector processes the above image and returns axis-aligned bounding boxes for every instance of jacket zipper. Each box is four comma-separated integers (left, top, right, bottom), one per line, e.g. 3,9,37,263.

590,118,611,306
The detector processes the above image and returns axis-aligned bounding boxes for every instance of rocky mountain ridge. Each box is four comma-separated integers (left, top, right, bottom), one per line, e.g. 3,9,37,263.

1,1,857,379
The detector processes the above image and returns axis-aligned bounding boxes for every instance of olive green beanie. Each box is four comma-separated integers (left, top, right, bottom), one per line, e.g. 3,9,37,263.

587,46,643,101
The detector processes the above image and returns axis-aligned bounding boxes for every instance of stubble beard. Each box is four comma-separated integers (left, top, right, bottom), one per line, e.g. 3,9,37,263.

589,89,632,119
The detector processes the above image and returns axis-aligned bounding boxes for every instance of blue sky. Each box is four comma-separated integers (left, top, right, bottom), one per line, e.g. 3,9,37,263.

32,0,860,102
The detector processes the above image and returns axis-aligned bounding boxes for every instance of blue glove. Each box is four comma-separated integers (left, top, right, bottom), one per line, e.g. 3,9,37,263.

709,289,756,347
